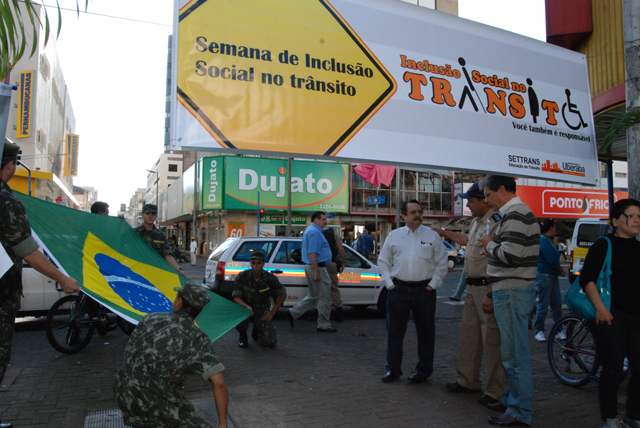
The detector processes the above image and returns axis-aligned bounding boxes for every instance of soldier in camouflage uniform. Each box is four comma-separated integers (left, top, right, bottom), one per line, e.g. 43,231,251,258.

135,204,187,278
1,141,80,428
232,251,286,349
114,283,228,428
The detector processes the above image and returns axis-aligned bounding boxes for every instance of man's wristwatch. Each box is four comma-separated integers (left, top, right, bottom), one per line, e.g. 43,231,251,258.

178,268,184,272
486,292,493,299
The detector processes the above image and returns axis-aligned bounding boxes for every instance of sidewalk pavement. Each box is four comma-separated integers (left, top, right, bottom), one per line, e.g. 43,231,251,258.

1,273,602,428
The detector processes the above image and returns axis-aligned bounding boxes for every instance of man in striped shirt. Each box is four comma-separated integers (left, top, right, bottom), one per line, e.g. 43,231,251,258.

480,175,540,427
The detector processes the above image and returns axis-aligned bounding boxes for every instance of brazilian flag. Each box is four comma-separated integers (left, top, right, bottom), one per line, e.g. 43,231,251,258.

16,193,249,341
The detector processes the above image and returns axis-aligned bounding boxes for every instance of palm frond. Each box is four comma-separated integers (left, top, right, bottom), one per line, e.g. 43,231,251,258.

0,1,89,81
597,107,640,154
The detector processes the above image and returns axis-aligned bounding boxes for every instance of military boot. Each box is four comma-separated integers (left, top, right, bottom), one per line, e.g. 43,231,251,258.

238,331,249,348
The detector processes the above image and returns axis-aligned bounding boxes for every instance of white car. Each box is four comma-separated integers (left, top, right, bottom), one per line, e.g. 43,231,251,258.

18,258,62,318
203,237,387,316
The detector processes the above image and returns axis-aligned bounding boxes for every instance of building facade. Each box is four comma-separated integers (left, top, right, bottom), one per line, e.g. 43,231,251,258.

145,152,184,206
4,4,81,208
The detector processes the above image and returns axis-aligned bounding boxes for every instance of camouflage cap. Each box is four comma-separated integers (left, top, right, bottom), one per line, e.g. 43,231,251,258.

142,204,158,213
174,283,211,310
2,140,21,161
250,251,265,261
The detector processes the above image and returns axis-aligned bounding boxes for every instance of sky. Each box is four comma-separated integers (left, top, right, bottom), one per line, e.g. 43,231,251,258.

44,0,546,212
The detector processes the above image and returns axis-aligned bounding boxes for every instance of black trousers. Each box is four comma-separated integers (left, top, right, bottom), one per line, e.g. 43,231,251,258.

591,307,640,420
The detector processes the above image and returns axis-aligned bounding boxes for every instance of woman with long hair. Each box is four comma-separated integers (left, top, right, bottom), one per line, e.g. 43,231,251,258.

580,199,640,428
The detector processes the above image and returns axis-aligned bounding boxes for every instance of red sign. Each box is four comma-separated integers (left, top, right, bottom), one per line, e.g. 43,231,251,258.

517,186,628,218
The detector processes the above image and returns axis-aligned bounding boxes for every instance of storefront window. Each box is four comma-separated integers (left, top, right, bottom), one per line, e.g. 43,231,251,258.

350,166,451,215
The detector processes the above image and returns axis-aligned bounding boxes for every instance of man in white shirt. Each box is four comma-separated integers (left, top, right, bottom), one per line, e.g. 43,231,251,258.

190,237,198,266
378,200,448,384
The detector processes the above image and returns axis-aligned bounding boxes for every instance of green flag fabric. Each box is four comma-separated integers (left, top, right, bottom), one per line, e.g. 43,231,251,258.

15,192,249,341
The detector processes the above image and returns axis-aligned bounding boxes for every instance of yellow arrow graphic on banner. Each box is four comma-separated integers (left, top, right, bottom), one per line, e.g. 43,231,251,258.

177,0,396,156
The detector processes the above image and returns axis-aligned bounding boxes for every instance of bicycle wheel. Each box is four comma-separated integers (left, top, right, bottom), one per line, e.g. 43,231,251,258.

45,295,96,354
547,315,599,387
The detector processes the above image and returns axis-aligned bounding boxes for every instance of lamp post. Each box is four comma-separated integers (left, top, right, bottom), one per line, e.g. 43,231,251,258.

146,169,159,208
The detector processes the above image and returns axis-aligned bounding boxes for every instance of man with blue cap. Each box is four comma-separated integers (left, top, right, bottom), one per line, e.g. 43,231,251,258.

430,182,507,409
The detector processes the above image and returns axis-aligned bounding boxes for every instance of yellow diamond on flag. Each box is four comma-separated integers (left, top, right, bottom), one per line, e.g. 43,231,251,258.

177,0,396,156
82,232,180,320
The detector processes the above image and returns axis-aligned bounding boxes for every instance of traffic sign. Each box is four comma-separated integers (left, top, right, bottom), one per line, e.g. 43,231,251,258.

176,0,396,156
368,196,386,205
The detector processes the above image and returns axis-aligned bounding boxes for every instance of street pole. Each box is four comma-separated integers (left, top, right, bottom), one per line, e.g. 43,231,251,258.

624,0,640,201
395,166,401,228
286,158,292,237
193,157,198,244
257,192,261,236
375,198,378,260
156,171,159,208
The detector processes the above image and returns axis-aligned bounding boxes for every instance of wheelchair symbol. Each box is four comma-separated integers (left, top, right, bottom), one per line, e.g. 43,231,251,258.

562,89,588,130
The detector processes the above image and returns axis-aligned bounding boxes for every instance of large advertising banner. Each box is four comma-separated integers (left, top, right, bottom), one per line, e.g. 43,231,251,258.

224,157,349,213
517,186,628,219
172,0,599,185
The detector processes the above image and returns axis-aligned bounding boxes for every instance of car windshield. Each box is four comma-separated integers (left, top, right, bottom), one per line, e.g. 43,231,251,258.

576,224,609,248
208,239,236,262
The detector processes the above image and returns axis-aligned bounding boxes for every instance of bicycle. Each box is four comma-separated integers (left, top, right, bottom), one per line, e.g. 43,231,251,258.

45,291,136,354
547,314,599,387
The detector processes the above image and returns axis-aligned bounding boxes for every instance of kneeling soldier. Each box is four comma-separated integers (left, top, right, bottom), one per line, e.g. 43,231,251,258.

233,251,286,348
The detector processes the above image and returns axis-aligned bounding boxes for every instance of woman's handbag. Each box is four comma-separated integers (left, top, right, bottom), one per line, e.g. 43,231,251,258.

565,237,612,321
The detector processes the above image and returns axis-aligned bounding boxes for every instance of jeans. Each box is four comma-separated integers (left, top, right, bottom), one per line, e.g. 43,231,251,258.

591,308,640,420
493,283,535,425
533,273,562,333
386,284,436,377
451,268,467,300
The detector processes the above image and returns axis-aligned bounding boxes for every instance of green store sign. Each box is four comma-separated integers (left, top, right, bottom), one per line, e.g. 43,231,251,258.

260,213,307,224
200,157,224,210
199,156,349,213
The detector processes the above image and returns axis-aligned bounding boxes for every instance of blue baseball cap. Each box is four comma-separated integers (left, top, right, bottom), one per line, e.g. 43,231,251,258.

458,182,484,199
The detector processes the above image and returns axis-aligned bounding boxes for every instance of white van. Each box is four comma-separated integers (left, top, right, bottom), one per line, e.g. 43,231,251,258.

569,218,610,282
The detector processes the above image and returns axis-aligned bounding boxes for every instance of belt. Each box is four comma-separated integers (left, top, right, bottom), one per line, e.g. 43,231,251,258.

393,278,431,287
305,262,327,268
466,277,489,286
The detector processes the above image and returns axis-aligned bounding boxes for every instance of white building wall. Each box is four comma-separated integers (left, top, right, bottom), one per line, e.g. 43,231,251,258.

145,152,184,205
5,4,77,200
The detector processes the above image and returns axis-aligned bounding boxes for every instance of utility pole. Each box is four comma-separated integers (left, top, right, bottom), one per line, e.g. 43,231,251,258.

624,0,640,201
286,158,292,237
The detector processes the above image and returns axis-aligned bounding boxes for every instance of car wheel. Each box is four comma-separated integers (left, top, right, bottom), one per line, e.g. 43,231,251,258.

376,287,388,318
448,257,455,270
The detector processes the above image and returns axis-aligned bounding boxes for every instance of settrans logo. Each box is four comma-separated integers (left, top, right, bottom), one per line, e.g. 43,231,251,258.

542,190,612,216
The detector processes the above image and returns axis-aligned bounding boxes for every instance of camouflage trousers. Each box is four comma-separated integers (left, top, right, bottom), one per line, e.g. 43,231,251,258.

114,372,212,428
0,294,19,384
236,308,277,348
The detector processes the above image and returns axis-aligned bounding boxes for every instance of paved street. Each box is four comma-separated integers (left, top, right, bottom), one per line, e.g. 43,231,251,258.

0,261,603,427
